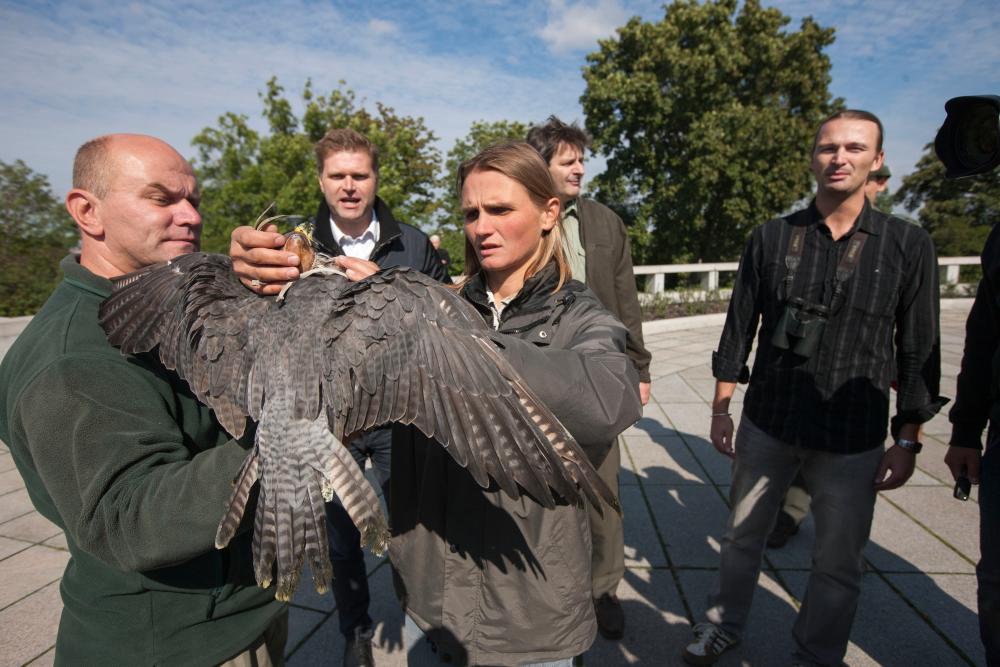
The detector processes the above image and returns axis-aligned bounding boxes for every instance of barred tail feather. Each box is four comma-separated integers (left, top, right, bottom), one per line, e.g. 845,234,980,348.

303,482,332,594
215,448,260,549
253,411,388,601
321,432,389,556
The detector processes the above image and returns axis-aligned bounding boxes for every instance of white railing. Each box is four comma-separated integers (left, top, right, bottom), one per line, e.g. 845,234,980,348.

634,256,979,296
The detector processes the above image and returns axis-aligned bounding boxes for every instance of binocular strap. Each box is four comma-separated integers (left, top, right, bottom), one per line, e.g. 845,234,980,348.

781,224,870,312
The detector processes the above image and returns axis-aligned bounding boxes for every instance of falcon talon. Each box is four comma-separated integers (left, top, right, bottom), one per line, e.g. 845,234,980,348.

275,282,293,303
300,266,347,279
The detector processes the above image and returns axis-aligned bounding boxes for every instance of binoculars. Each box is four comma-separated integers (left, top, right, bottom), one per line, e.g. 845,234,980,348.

771,297,830,358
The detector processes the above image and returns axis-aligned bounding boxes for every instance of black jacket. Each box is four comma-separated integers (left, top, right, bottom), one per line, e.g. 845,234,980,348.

950,222,1000,450
313,196,448,283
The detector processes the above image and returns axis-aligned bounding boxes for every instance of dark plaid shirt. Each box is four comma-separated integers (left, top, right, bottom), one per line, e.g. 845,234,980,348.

713,200,946,453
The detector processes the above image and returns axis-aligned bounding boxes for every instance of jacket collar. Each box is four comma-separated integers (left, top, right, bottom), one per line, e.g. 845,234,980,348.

60,255,113,299
805,198,884,237
312,196,403,256
462,262,581,323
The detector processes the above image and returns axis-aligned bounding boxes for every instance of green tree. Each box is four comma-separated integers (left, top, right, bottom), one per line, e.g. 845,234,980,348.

192,77,441,253
434,119,532,274
0,160,78,316
581,0,838,264
894,144,1000,257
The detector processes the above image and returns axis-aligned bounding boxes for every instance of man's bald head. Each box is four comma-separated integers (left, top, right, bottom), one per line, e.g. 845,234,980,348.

72,134,188,199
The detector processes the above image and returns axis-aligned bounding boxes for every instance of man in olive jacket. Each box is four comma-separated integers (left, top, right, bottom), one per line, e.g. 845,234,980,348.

528,117,652,640
0,134,286,665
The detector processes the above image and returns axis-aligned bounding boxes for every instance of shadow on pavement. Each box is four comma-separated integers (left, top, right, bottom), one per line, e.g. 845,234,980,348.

625,414,984,665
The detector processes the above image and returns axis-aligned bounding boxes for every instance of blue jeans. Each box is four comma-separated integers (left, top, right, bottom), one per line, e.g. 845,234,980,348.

402,614,574,667
706,416,883,666
980,440,1000,666
327,426,392,637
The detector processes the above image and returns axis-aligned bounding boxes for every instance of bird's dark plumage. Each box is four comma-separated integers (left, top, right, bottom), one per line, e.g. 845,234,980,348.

99,252,618,600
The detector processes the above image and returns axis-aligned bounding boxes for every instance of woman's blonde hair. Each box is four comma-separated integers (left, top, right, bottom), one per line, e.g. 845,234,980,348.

456,141,569,292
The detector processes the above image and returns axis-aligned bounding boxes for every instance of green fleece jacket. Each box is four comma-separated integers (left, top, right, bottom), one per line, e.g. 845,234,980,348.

0,256,284,666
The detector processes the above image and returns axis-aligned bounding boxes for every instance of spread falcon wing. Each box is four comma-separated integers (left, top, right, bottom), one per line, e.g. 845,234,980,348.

99,252,618,601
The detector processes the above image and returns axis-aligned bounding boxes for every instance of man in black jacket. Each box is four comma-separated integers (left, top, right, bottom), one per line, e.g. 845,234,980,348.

948,223,1000,666
942,94,1000,667
231,128,446,667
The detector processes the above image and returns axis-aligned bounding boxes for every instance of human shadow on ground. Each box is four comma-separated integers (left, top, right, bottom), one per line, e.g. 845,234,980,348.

623,416,984,665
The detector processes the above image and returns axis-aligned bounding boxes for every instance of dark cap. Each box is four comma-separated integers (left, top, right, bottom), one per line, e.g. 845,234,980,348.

935,95,1000,179
869,164,891,179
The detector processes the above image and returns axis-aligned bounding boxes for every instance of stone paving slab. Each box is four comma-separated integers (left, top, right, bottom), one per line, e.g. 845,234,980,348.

0,455,18,474
623,434,710,486
23,650,54,667
0,301,988,666
680,433,736,486
866,500,975,574
884,572,983,665
0,512,62,544
647,486,731,569
0,546,69,612
0,489,37,526
882,486,981,565
0,534,33,561
621,485,669,569
0,581,61,667
0,469,25,495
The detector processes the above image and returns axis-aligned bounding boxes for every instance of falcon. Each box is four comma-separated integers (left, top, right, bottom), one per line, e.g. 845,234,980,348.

98,242,618,601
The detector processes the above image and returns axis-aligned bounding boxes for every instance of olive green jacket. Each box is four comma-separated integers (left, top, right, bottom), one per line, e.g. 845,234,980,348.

0,256,284,666
578,198,652,382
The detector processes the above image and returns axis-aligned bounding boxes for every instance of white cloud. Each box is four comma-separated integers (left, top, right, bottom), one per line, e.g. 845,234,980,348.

538,0,629,53
2,0,996,202
368,18,399,36
0,1,587,195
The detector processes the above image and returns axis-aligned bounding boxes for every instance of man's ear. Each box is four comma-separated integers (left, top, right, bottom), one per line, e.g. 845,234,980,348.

871,150,885,173
66,189,102,237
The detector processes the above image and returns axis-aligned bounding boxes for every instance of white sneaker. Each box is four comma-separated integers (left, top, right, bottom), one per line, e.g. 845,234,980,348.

682,622,739,665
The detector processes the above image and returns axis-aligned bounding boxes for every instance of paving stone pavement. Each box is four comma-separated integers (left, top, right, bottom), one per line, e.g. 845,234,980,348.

0,300,986,666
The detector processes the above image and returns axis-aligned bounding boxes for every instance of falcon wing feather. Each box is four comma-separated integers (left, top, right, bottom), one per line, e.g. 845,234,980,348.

99,255,619,603
312,267,617,512
99,253,271,438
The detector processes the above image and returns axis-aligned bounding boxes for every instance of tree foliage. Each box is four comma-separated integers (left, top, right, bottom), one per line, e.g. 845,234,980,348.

0,160,78,316
894,144,1000,257
192,77,441,253
434,119,532,274
875,188,894,213
581,0,838,263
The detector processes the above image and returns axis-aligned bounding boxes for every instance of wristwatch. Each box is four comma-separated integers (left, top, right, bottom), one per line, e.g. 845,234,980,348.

895,438,923,454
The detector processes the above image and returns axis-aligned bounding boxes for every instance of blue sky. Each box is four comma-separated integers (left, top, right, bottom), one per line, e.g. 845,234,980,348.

2,0,998,204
